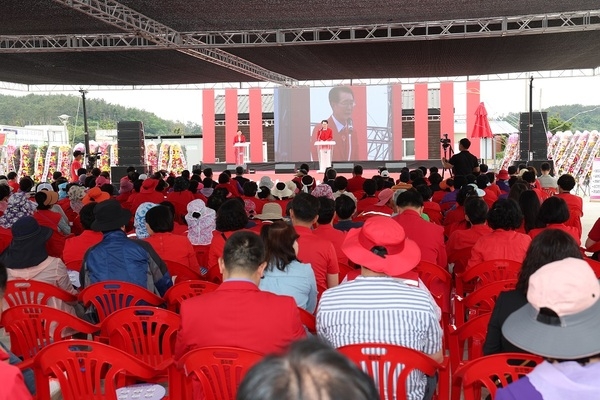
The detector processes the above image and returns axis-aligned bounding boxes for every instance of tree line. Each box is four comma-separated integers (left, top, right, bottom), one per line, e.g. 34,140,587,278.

0,93,202,145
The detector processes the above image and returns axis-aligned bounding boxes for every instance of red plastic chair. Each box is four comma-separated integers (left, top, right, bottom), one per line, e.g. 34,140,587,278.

338,262,356,282
204,264,223,284
448,313,491,374
298,307,316,334
166,260,203,283
1,305,99,363
454,279,517,326
193,244,210,268
413,260,453,341
79,281,165,322
448,247,472,275
164,280,219,312
4,279,78,308
452,353,544,400
338,343,449,400
173,346,263,400
585,258,600,279
33,339,164,400
102,306,180,368
455,259,521,297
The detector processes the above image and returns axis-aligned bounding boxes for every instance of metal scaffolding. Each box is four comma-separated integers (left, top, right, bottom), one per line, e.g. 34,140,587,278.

50,0,297,86
2,8,598,53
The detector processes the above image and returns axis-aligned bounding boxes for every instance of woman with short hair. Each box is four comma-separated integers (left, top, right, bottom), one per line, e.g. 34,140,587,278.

259,221,317,313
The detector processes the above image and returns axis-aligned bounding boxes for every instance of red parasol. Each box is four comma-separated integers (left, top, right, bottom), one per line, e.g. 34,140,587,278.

470,102,493,139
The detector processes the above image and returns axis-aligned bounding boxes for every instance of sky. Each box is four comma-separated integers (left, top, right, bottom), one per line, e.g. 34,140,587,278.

1,74,599,128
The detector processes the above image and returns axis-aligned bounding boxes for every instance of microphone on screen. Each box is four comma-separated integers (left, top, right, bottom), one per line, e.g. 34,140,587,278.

347,118,354,131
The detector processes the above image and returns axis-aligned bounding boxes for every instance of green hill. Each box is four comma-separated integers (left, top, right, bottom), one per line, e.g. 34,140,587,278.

502,104,600,133
0,93,201,144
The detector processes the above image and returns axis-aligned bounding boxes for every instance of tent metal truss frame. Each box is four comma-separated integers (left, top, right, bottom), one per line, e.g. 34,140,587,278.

1,9,598,54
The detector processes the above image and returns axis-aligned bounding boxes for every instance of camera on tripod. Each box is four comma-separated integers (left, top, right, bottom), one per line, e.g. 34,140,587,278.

440,133,451,149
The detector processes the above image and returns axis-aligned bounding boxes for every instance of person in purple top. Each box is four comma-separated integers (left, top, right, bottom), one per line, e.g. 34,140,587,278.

495,257,600,399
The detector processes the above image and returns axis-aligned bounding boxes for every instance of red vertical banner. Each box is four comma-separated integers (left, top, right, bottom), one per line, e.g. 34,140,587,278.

248,88,263,163
466,80,481,158
392,84,403,159
440,81,455,149
225,89,238,163
349,85,367,161
202,89,215,163
414,83,429,160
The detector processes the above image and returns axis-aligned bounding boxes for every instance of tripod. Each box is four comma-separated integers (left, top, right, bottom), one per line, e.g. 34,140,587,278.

441,144,454,179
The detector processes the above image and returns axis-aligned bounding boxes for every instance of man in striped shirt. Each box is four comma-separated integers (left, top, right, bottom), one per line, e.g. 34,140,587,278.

317,217,443,400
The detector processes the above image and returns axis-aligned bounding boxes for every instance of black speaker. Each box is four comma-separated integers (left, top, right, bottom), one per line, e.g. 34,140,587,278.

331,162,355,173
117,121,145,166
519,112,548,160
274,163,296,173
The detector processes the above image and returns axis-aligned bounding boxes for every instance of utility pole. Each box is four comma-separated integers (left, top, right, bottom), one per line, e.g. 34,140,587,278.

79,89,93,170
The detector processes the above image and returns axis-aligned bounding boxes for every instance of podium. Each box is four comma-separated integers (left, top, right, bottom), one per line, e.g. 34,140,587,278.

315,141,336,173
233,142,250,165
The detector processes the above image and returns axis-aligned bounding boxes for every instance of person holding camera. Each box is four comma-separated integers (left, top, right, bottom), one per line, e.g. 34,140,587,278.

441,138,480,176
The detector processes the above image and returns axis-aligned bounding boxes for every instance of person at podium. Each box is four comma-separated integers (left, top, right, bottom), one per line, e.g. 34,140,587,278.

311,87,359,162
233,129,246,165
317,120,333,141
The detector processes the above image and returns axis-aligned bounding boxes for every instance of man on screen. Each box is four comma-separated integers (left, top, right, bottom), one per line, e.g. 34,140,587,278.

233,129,246,165
311,87,359,162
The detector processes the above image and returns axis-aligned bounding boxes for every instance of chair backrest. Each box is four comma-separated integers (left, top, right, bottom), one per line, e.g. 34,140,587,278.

585,258,600,279
454,279,517,325
33,339,160,400
79,281,165,322
164,280,219,312
449,247,473,275
338,262,356,282
413,260,452,313
179,346,264,400
102,306,180,367
4,279,78,308
448,313,491,374
166,260,202,283
456,259,521,296
338,343,449,400
1,305,99,360
297,307,316,334
454,352,544,400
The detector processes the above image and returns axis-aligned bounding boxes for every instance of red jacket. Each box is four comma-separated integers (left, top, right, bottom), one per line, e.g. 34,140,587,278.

62,230,103,271
314,224,348,265
144,232,200,273
175,279,305,357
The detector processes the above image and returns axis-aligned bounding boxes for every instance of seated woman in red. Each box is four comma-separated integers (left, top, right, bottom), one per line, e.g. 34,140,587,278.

528,196,581,245
468,199,532,270
33,191,66,258
166,177,195,224
144,205,200,277
1,217,80,316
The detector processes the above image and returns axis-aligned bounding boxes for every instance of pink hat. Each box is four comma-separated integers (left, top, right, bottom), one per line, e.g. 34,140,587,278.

375,188,394,206
342,216,421,276
95,176,110,187
311,184,333,199
502,258,600,359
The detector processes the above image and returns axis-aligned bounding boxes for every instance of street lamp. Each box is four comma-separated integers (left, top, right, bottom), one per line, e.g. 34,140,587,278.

58,114,70,145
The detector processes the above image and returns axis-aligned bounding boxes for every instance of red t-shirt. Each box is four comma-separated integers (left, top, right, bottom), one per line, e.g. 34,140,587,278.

313,224,348,265
393,209,447,269
62,230,103,271
70,158,82,182
555,192,583,237
346,176,366,193
356,196,379,215
294,225,339,290
423,201,443,225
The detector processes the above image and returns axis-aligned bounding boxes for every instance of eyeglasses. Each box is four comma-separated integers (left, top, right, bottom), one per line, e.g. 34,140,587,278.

337,100,356,107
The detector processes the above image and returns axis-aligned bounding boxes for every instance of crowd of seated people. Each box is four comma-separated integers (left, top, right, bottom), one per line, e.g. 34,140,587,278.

0,156,596,400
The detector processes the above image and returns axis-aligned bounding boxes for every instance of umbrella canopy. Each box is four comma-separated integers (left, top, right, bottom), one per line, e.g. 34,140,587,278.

471,102,494,139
